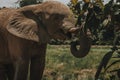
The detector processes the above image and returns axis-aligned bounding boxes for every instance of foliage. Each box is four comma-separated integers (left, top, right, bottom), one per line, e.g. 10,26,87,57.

68,0,120,45
95,2,120,79
95,47,120,80
69,0,102,44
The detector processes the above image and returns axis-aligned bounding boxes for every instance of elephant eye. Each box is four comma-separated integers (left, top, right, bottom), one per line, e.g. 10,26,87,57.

52,14,65,21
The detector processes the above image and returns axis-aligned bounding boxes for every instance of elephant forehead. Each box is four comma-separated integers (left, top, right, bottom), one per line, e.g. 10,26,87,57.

39,1,73,16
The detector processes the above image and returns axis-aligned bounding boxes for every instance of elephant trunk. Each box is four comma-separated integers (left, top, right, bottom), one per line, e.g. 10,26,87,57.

70,32,92,58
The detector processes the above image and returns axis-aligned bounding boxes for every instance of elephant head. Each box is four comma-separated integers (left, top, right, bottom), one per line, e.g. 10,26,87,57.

6,1,91,58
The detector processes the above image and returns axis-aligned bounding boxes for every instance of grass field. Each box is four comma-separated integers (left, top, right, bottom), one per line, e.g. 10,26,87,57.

42,45,115,80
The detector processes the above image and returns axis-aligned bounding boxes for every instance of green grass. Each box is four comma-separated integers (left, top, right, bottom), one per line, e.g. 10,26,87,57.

42,45,116,80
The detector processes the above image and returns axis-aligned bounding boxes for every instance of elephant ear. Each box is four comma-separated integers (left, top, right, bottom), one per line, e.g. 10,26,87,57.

6,10,50,43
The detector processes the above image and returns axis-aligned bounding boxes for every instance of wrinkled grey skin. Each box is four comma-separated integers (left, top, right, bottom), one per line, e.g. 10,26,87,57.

0,1,91,80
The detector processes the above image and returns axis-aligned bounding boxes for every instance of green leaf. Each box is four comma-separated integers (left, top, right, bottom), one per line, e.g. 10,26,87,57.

95,51,114,79
105,60,120,72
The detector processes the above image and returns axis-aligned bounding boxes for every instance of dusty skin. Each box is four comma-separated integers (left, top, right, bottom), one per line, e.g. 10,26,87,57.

0,1,91,80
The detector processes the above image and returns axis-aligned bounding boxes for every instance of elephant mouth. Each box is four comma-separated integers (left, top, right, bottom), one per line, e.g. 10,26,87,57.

52,29,72,40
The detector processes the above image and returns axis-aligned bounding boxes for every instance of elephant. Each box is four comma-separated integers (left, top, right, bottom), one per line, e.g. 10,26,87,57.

0,1,91,80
